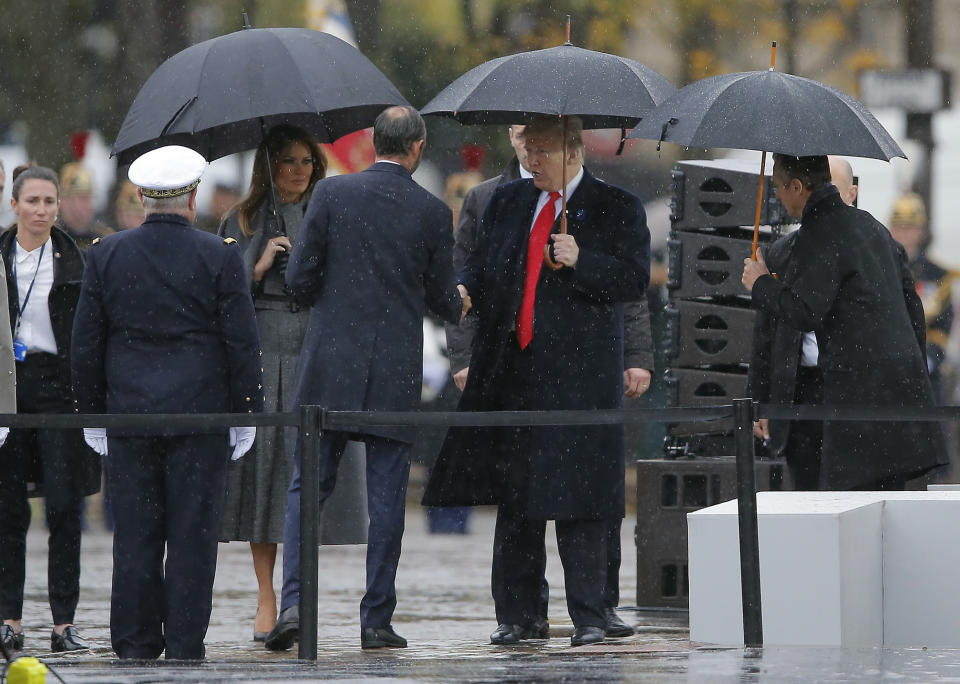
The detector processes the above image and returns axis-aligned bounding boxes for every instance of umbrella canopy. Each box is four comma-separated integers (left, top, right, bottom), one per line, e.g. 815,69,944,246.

420,43,675,129
112,27,408,164
628,70,904,161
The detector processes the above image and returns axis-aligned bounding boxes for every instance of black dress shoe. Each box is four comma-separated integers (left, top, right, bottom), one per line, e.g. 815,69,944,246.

264,606,299,651
360,626,407,649
604,607,635,638
570,625,605,647
0,624,24,650
528,619,549,639
51,625,89,652
490,623,526,645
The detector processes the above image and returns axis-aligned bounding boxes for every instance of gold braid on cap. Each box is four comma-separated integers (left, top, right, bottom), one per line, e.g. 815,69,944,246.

140,178,201,199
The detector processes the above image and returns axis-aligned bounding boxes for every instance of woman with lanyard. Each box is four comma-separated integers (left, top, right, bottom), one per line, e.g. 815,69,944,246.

0,166,99,653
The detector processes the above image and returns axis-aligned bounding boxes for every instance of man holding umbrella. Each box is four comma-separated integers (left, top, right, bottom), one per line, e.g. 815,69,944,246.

447,123,652,638
424,115,650,647
742,153,946,490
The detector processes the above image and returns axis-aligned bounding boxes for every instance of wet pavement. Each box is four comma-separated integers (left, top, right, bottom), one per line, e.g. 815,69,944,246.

11,504,960,682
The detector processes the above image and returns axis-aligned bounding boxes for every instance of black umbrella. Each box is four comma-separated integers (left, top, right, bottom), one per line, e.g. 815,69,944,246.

112,26,408,165
627,69,905,161
420,43,675,130
422,27,675,269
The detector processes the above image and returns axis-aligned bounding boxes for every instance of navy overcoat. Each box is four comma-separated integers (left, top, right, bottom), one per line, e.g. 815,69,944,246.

285,161,462,443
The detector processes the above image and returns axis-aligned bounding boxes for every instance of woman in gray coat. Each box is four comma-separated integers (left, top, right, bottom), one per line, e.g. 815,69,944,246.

219,125,366,641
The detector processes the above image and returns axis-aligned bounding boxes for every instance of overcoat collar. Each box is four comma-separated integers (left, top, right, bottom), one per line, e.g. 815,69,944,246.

368,160,413,179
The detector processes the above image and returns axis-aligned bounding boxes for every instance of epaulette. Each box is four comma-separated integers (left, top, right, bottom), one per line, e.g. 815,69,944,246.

91,237,101,246
223,237,237,245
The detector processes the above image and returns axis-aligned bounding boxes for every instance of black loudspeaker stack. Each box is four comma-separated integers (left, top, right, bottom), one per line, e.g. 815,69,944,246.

636,158,787,609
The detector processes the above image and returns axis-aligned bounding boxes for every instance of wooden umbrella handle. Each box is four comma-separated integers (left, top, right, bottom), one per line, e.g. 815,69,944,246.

544,117,568,271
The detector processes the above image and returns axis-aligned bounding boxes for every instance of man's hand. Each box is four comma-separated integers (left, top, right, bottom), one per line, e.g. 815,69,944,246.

753,418,770,441
457,284,472,321
741,248,770,293
84,427,107,456
229,426,256,461
623,368,652,398
550,233,579,268
0,427,9,449
453,367,469,392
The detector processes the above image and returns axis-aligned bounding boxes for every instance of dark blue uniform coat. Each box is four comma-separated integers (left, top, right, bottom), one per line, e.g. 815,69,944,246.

285,162,462,443
422,171,650,520
71,214,263,425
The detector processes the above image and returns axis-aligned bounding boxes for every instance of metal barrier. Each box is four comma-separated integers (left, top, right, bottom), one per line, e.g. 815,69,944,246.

2,400,953,658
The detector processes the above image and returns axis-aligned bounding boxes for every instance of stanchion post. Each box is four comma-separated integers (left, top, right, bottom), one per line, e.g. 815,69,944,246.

733,398,763,646
298,405,321,661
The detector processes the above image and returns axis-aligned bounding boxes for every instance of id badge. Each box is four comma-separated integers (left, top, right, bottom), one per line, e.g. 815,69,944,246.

13,339,26,362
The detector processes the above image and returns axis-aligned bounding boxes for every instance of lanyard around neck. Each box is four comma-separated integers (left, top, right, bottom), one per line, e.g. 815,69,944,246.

13,241,47,337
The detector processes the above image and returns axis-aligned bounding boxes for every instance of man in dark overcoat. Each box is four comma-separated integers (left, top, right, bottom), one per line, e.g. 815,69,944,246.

742,153,946,490
445,123,652,638
264,106,465,652
423,115,650,647
72,145,263,660
748,156,858,489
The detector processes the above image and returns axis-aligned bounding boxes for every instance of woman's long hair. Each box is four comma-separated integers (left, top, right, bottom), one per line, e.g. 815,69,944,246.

233,125,327,237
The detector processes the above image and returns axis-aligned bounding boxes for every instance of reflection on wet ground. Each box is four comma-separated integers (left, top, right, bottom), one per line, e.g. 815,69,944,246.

12,507,960,682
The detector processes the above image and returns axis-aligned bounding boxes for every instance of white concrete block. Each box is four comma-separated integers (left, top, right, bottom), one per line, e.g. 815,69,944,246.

688,492,884,646
690,491,960,647
882,498,960,647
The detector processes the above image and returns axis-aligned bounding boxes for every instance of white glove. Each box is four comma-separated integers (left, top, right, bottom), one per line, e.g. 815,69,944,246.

0,427,8,448
84,427,107,456
229,426,256,461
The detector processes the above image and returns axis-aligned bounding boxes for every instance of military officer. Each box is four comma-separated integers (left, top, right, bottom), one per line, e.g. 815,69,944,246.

71,145,264,660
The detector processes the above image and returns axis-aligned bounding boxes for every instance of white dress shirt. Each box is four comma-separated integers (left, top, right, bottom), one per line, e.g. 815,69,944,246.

529,166,584,233
14,237,58,355
800,331,819,367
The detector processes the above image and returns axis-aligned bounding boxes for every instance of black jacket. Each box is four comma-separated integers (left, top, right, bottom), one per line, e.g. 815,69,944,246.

445,159,653,374
751,190,946,488
1,225,100,497
424,170,650,519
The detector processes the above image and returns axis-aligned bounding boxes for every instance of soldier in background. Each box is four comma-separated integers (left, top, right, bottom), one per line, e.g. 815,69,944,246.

58,162,113,250
888,192,954,404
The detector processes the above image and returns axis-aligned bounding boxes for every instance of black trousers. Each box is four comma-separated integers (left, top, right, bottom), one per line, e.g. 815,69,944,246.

492,504,607,629
532,517,622,619
107,434,228,660
0,353,82,625
489,338,608,630
786,366,824,491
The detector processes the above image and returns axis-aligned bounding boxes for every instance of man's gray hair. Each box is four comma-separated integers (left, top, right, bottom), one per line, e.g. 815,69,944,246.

142,192,191,213
374,106,426,157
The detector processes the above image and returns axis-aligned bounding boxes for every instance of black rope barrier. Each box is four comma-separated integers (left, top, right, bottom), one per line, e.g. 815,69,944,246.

0,412,297,429
15,400,955,658
5,402,956,431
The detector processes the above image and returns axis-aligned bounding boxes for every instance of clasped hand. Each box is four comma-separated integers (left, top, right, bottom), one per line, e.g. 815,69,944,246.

550,233,579,268
741,247,770,293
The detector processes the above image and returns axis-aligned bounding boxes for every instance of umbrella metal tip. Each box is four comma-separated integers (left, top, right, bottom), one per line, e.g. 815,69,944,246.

242,11,252,29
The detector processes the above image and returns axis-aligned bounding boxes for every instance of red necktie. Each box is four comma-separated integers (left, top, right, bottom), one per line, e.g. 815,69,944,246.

516,191,560,349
